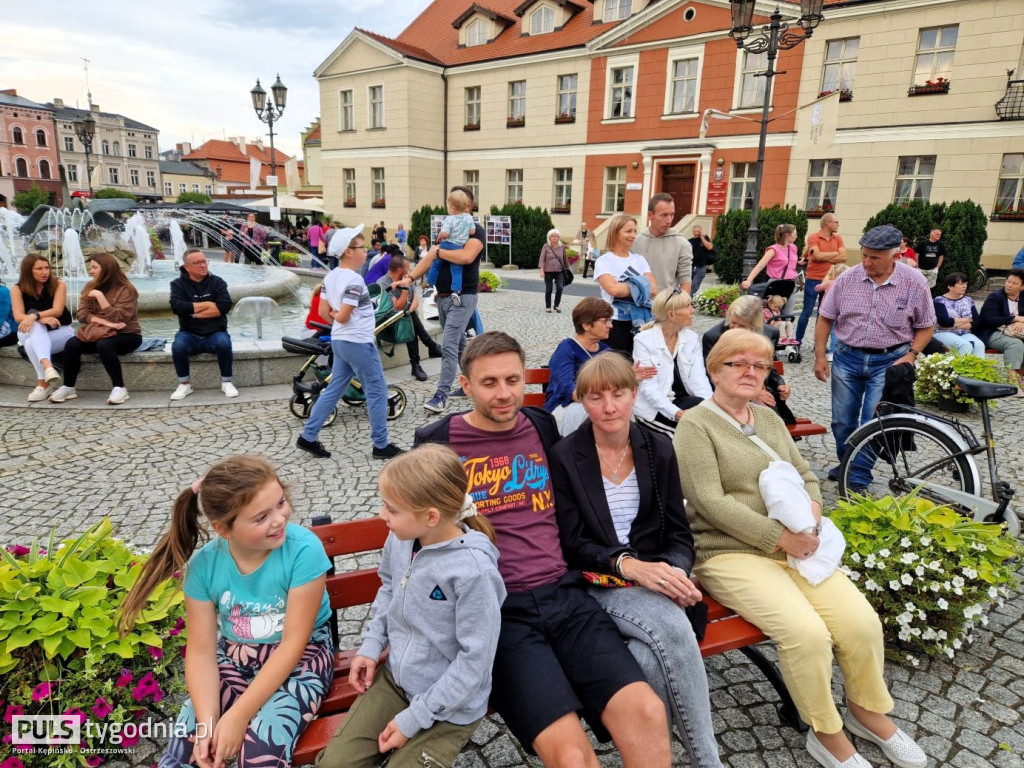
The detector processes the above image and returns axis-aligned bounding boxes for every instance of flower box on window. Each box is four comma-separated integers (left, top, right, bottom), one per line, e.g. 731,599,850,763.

463,122,480,131
551,203,571,214
990,206,1024,221
506,116,526,128
819,89,853,102
805,204,834,219
554,113,576,125
908,79,950,96
343,198,356,208
371,198,386,209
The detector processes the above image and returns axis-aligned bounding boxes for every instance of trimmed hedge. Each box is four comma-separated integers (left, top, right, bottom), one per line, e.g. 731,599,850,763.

486,203,555,269
713,205,808,285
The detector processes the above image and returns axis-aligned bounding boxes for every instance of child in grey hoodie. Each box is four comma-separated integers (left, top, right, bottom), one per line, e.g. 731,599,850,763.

316,444,505,768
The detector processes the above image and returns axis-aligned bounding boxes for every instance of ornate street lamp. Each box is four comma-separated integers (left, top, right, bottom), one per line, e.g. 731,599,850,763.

73,112,97,196
251,75,287,210
729,1,824,285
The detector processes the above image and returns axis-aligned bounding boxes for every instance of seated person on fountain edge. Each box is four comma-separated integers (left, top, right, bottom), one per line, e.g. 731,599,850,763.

168,247,238,400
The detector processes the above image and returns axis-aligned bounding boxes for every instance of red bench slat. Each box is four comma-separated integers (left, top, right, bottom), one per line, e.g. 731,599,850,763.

294,713,348,765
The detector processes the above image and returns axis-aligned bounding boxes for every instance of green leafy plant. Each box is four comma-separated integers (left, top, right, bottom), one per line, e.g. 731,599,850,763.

0,519,187,766
830,491,1023,665
693,284,741,317
565,248,579,265
175,191,212,205
477,270,506,293
712,204,808,285
487,203,555,270
12,185,51,214
279,252,301,267
409,203,446,252
914,351,1011,408
94,188,136,200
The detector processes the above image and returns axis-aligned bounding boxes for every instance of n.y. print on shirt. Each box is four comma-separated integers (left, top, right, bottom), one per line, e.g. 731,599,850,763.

463,450,553,515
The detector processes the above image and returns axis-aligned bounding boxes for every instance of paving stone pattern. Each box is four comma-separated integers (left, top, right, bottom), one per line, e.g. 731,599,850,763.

1,280,1021,767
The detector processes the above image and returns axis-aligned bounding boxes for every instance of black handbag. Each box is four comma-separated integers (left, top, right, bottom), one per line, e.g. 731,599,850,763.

562,268,574,286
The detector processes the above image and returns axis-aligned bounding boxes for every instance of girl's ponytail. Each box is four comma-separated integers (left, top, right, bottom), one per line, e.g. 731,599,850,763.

118,485,208,634
458,495,496,543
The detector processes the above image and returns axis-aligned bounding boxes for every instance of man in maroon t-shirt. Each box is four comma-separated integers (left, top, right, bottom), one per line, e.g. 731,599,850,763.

415,332,670,766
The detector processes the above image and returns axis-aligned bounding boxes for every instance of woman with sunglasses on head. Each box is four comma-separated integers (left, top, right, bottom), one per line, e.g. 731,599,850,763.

678,329,927,768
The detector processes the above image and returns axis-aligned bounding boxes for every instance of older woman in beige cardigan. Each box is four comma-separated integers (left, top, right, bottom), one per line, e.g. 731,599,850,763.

677,329,926,768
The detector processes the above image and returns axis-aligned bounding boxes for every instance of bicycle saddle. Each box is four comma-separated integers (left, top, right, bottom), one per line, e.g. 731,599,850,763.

955,376,1018,400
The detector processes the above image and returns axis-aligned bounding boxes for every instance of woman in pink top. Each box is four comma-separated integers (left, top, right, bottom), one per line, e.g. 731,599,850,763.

742,224,799,313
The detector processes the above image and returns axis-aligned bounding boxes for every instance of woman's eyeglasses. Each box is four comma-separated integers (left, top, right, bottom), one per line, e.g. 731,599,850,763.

721,361,772,373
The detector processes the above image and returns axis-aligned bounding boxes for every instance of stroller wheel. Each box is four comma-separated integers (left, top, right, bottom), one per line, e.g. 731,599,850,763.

324,407,338,427
387,386,407,420
791,351,802,363
289,393,311,420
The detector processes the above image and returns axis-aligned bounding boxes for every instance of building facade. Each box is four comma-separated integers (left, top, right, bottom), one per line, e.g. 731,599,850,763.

159,160,216,202
182,138,298,197
0,89,62,208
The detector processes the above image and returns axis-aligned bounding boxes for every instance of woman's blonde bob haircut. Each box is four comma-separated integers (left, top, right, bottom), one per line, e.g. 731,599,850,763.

706,328,774,377
604,213,638,253
725,294,764,332
574,352,637,400
644,287,691,328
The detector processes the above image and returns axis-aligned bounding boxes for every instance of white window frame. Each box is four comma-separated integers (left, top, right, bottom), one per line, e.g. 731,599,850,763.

995,153,1024,214
164,181,172,196
604,0,631,22
893,155,936,204
339,89,354,131
130,169,140,186
204,184,213,194
604,53,639,121
179,182,187,194
663,45,703,118
603,166,626,213
806,159,842,211
101,140,110,155
112,141,120,156
144,145,153,159
553,168,572,209
64,136,74,152
464,170,479,206
914,25,958,85
343,168,356,202
372,167,386,204
734,49,769,111
729,162,757,211
368,85,385,129
466,18,488,46
509,81,526,121
128,143,137,158
147,170,156,187
465,86,481,127
109,167,119,184
67,164,78,182
506,169,524,204
530,5,555,35
821,37,859,96
557,74,578,120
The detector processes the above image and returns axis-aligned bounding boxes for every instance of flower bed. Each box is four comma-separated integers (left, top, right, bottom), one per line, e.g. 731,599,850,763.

831,491,1023,665
0,519,187,766
914,351,1011,409
693,284,741,317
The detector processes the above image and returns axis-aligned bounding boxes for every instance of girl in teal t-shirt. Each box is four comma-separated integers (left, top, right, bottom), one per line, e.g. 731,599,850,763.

120,455,333,768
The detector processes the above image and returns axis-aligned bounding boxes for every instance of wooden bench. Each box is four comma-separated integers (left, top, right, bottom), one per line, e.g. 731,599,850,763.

292,516,804,766
523,365,827,441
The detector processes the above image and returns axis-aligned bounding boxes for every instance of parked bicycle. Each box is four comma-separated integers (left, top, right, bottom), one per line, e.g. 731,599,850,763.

967,266,988,294
837,376,1020,536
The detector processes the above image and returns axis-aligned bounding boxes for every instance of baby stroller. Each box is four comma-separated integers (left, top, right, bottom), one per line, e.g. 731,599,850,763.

753,278,802,363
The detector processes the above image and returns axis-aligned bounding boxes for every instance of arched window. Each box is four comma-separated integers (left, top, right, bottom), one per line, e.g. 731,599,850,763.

466,18,488,46
112,141,120,156
39,159,51,179
15,158,29,177
12,126,24,145
530,6,555,34
35,128,47,147
102,140,110,155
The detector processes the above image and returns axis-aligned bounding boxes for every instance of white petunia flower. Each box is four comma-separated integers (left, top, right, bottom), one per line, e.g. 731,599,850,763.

889,580,901,591
937,598,949,610
864,578,880,592
915,565,925,576
920,537,932,546
901,573,914,585
878,548,891,557
901,537,912,548
850,552,861,562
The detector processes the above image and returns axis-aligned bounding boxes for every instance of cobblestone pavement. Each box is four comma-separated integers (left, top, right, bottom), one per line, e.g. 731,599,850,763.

1,276,1021,767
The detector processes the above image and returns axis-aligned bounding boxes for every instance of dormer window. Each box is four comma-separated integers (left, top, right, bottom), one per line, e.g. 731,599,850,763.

466,18,488,46
530,5,554,34
604,0,630,22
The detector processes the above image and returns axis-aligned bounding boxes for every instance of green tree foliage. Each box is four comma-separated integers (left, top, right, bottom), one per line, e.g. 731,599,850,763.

94,188,137,200
176,191,212,204
863,200,944,247
712,204,808,285
486,203,555,269
409,203,445,251
12,185,50,214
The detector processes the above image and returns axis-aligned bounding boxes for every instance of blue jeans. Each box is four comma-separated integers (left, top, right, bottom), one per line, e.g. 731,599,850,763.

691,265,708,297
590,587,722,768
436,293,479,395
830,342,908,485
795,279,822,342
933,331,986,356
171,330,233,381
301,339,389,448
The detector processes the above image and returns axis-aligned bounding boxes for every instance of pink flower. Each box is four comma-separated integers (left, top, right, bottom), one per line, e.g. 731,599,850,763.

172,571,182,579
31,682,53,702
1,756,26,768
120,732,140,748
62,708,87,727
92,697,113,719
132,673,160,702
115,669,133,688
168,617,185,636
3,704,23,723
4,545,30,557
85,757,104,767
146,645,164,660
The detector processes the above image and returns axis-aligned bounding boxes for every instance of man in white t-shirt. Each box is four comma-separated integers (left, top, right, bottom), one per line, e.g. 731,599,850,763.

296,223,403,460
632,193,692,297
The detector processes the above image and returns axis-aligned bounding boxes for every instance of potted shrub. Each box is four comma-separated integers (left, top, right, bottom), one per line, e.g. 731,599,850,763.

477,270,506,293
914,351,1012,411
279,252,301,267
830,491,1023,666
692,284,741,317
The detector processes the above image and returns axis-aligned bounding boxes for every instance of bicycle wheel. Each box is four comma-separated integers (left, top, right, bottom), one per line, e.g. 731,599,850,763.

968,267,988,293
838,416,978,500
387,386,407,421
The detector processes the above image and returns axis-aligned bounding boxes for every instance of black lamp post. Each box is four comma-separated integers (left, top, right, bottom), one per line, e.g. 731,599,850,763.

250,75,287,211
73,112,97,196
729,1,824,285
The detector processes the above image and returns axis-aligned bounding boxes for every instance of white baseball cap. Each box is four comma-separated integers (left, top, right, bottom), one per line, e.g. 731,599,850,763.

327,223,365,257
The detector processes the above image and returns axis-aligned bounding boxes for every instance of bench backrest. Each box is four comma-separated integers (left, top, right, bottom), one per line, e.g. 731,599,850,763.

523,367,550,408
312,518,389,610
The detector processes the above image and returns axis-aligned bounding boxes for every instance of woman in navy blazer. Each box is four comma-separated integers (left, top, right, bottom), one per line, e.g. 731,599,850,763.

976,270,1024,396
549,353,722,768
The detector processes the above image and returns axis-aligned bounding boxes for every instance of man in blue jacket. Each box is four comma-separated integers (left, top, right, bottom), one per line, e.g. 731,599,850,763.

168,248,238,399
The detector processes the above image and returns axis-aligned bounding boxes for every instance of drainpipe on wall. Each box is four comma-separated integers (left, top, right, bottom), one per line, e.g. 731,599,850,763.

442,70,449,199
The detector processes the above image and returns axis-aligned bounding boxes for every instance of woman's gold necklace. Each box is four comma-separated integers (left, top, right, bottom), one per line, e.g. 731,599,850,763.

597,443,631,482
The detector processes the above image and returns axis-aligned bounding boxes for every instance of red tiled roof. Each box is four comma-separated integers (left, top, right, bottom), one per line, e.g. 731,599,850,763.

392,0,620,66
183,139,293,185
358,29,446,65
305,123,322,143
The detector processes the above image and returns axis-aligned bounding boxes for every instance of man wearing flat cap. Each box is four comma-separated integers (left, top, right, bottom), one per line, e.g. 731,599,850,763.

814,225,935,491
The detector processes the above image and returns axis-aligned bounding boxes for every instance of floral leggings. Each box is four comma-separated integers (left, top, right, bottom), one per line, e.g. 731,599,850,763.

160,623,334,768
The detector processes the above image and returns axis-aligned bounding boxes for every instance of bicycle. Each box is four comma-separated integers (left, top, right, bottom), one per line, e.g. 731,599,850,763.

837,375,1020,536
967,266,988,294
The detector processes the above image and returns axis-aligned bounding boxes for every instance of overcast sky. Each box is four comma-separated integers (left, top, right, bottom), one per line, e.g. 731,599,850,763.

1,0,434,158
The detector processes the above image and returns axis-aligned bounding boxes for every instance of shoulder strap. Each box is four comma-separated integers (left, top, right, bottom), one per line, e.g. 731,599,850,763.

698,399,783,463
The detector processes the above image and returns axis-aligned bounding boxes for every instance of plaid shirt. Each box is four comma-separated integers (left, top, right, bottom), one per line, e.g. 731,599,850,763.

819,263,935,349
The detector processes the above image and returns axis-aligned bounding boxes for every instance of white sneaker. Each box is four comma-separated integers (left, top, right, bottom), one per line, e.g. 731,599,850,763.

170,383,193,401
107,387,129,405
845,713,927,768
43,366,61,385
221,382,239,398
28,385,53,402
49,386,77,403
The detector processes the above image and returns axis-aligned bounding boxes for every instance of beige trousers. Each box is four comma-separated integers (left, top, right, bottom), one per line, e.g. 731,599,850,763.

695,553,893,733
